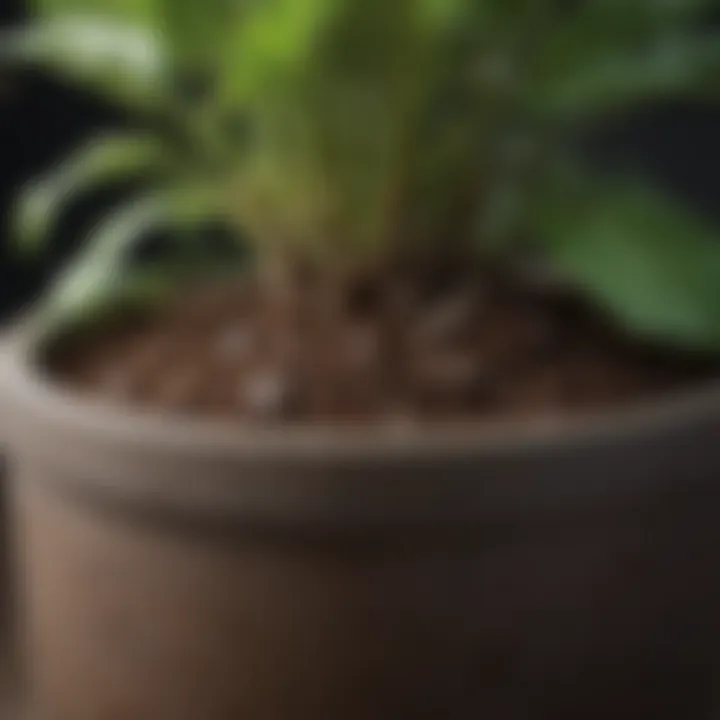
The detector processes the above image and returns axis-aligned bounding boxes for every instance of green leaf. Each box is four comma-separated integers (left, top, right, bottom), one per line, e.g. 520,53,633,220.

43,194,162,323
536,174,720,350
157,0,247,73
42,183,231,323
531,32,720,119
220,0,338,105
31,0,249,77
527,0,720,122
31,0,160,23
0,16,170,110
575,0,718,31
15,133,172,256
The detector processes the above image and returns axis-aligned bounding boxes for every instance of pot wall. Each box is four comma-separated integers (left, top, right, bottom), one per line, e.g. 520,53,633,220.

6,318,720,719
11,447,720,720
3,16,719,720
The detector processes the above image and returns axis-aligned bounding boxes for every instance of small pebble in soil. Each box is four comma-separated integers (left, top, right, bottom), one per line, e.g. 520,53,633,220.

515,313,562,364
416,289,479,343
344,324,380,369
126,341,167,377
383,405,421,436
215,324,254,362
240,370,292,419
156,369,200,409
414,351,482,396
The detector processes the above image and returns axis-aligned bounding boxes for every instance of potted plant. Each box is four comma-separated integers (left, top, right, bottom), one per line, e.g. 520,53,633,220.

2,1,720,717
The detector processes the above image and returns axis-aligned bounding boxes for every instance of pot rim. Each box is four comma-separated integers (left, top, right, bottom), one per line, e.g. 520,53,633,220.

4,318,720,463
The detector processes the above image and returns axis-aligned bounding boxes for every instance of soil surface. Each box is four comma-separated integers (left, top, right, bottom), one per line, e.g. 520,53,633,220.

48,268,719,424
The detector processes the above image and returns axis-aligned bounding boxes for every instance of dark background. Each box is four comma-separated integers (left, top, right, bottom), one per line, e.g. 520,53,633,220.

0,0,126,320
0,0,719,323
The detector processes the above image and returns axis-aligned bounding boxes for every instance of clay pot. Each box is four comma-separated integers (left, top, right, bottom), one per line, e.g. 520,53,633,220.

3,322,720,719
0,331,17,711
0,457,15,711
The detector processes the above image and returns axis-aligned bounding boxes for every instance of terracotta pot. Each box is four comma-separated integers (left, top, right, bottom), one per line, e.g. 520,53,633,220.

3,323,720,719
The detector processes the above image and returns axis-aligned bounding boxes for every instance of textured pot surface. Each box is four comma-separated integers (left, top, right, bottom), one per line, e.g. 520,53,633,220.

3,327,720,719
0,330,17,709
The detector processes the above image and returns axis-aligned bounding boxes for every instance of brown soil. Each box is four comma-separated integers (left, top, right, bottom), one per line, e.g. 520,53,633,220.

48,267,719,424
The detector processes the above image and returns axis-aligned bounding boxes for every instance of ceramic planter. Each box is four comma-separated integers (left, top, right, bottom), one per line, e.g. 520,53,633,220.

3,323,720,719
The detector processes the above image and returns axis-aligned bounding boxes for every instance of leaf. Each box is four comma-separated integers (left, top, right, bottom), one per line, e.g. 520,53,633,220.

157,0,247,73
220,0,338,106
42,183,232,323
42,194,161,323
531,32,720,120
576,0,718,31
526,0,720,122
0,16,170,110
32,0,160,23
535,174,720,350
15,133,173,256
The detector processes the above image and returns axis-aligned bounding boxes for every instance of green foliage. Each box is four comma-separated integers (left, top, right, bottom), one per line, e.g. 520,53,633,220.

0,15,170,110
15,133,172,255
529,26,720,119
43,183,227,325
5,0,720,349
535,172,720,349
